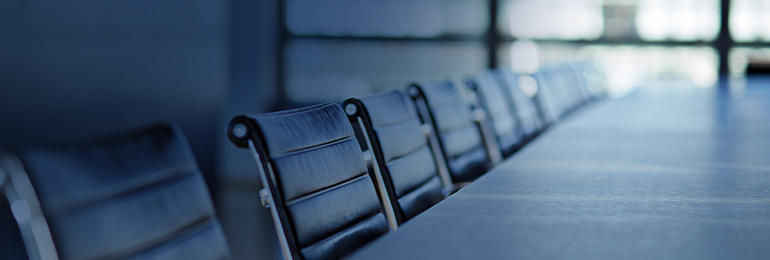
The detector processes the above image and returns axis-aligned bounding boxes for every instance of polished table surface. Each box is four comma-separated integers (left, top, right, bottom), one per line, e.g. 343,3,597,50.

348,79,770,260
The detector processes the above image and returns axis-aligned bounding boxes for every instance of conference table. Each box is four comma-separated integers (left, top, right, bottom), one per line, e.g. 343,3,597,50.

348,78,770,259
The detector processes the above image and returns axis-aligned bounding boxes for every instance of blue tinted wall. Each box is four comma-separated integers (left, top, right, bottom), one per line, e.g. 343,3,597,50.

0,1,282,258
0,1,228,175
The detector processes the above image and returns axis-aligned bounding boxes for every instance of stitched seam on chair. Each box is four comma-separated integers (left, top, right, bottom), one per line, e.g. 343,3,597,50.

270,136,355,159
370,113,413,129
422,89,463,108
397,174,439,202
108,216,219,259
441,125,482,154
438,120,476,133
301,212,382,252
449,145,486,162
434,107,474,132
385,142,428,165
45,164,198,214
284,173,368,207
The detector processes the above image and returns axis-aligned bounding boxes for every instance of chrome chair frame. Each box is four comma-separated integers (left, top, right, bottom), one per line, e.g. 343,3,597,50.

0,150,59,260
343,102,406,228
228,120,297,260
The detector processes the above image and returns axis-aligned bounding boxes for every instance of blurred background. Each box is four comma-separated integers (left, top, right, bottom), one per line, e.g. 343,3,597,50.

1,0,769,259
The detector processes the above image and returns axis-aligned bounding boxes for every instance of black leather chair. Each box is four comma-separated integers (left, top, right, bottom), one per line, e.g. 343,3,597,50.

537,65,584,118
466,71,525,158
564,63,593,106
495,69,545,138
532,69,564,125
555,65,585,112
408,81,498,184
343,90,448,224
227,102,391,260
0,123,230,260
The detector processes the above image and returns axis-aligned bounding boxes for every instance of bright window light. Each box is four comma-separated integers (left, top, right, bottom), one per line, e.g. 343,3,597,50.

510,40,540,74
730,0,770,42
502,0,604,40
636,0,719,41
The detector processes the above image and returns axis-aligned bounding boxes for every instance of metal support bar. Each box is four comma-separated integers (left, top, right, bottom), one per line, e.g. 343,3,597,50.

362,150,374,168
413,98,454,189
355,117,399,232
247,140,293,260
1,152,58,260
259,188,271,208
473,108,504,166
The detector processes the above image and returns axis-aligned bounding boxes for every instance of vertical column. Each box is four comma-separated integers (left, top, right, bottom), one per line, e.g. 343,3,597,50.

219,0,283,259
714,0,733,76
277,0,289,108
487,0,501,69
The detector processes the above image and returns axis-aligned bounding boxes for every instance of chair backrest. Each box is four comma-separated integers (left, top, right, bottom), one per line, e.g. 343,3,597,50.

227,102,389,260
532,69,563,124
577,61,608,99
408,81,494,183
555,66,585,112
552,65,592,114
343,90,447,224
564,63,593,106
1,123,230,260
467,71,524,157
537,64,592,118
552,67,578,113
495,69,544,138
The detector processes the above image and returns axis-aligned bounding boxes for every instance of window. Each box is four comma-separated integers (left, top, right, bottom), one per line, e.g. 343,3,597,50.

283,0,490,105
280,0,770,104
498,0,722,96
730,0,770,42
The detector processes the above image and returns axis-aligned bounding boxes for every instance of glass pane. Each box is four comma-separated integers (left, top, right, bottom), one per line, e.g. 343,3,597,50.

730,0,770,42
729,47,770,76
286,39,487,102
579,45,718,95
500,43,718,96
498,41,581,73
499,0,604,40
636,0,720,41
498,0,720,42
286,0,488,37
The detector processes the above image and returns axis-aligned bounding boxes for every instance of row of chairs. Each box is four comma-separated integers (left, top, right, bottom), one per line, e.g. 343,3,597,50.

227,63,606,260
0,62,604,260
